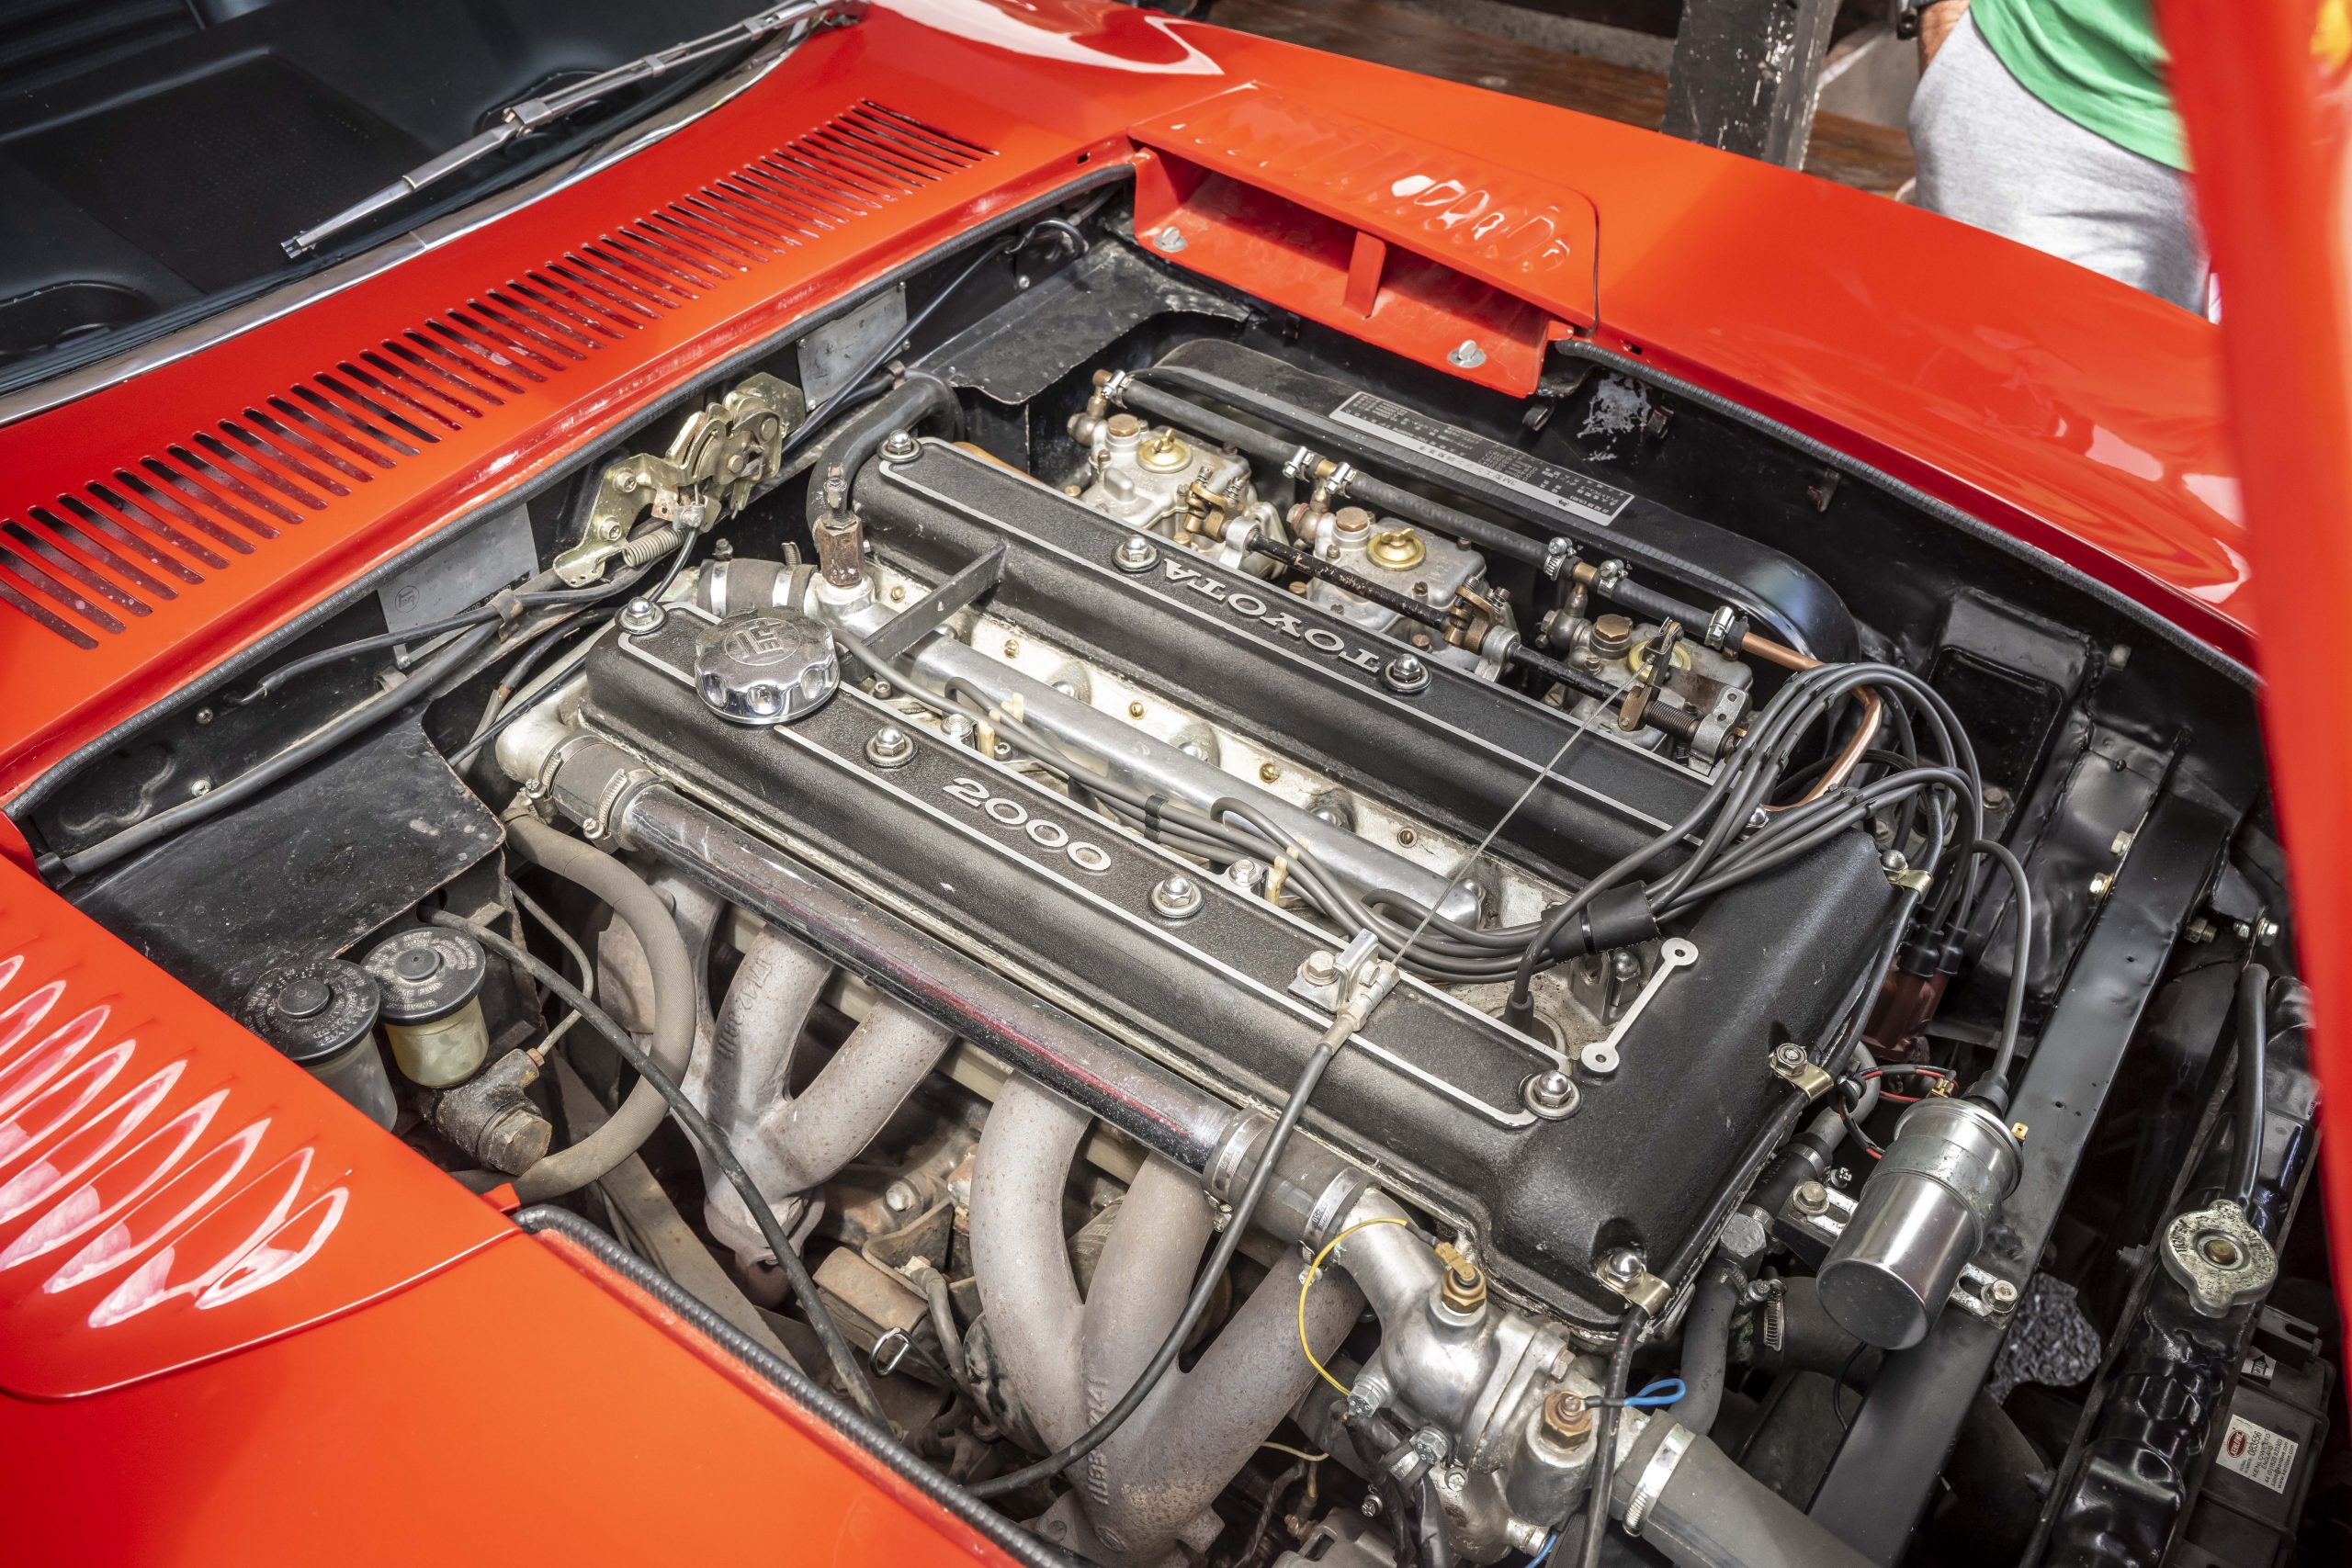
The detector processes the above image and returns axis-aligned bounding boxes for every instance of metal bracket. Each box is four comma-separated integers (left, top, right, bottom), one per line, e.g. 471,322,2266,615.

1577,939,1698,1075
871,1325,913,1376
1778,1183,2020,1322
859,543,1008,662
1766,1041,1838,1101
1601,1265,1672,1316
554,372,805,585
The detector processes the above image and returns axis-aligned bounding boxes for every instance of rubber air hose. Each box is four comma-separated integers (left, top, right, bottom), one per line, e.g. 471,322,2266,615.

506,814,697,1201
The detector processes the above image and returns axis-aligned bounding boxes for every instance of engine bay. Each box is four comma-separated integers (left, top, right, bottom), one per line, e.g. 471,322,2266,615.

28,189,2326,1568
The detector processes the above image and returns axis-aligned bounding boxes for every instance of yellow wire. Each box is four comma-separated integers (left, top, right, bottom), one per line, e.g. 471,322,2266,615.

1259,1441,1330,1463
1298,1215,1412,1395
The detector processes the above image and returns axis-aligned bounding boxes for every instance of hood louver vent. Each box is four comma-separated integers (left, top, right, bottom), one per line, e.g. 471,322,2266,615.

0,102,992,649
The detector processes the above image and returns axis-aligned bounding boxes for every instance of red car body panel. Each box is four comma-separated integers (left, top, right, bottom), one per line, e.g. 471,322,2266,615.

2,1225,1019,1565
0,0,2315,1560
2161,0,2352,1302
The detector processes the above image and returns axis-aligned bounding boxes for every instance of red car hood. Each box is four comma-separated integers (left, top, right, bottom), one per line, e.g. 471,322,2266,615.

2162,0,2352,1301
0,0,2318,1559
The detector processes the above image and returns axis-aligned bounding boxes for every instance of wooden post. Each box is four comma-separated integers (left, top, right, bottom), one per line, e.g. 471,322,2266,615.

1662,0,1841,169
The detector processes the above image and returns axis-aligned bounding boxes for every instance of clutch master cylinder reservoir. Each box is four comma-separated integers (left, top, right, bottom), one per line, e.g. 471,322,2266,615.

363,928,490,1088
242,961,396,1128
1818,1098,2021,1348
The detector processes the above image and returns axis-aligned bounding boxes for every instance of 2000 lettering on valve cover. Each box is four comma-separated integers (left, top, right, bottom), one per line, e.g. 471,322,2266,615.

1,3,2346,1566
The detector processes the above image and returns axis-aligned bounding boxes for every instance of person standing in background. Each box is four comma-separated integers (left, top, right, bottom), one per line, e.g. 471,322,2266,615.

1905,0,2210,312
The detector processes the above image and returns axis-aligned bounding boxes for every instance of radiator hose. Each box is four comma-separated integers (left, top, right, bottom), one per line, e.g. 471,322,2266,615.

1612,1424,1874,1568
506,814,698,1200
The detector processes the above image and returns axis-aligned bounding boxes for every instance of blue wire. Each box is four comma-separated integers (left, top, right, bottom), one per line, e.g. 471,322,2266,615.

1623,1377,1686,1408
1521,1380,1682,1566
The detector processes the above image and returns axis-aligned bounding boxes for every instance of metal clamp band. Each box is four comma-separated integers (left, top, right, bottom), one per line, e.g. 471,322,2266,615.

1623,1422,1695,1538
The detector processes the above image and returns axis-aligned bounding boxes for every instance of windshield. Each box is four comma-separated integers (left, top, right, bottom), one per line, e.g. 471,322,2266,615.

0,0,813,396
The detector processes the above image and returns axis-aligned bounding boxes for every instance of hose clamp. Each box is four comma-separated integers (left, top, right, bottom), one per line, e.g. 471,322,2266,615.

1623,1422,1695,1538
1282,446,1321,480
1323,461,1357,499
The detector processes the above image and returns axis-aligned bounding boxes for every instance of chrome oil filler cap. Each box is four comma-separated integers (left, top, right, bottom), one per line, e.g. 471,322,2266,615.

695,608,840,726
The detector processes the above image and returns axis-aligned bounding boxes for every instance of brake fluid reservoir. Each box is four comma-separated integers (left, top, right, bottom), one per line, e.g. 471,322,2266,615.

363,928,490,1087
243,960,397,1128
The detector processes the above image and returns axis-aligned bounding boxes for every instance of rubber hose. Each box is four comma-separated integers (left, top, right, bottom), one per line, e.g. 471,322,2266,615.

804,371,956,529
2233,962,2270,1210
1611,1426,1873,1568
508,815,697,1200
1667,1260,1743,1435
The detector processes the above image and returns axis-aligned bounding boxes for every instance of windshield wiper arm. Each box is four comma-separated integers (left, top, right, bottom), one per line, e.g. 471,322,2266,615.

281,0,863,258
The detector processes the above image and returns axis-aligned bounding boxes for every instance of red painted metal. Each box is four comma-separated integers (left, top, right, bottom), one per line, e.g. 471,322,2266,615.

1129,85,1599,394
0,1228,1016,1565
2158,0,2352,1298
0,1,2315,1559
0,0,2253,822
0,8,2248,822
0,853,508,1398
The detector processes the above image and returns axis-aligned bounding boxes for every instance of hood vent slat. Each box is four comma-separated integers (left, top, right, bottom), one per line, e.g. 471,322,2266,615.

0,102,992,648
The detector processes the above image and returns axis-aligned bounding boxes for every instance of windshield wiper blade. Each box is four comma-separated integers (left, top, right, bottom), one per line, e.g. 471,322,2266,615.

281,0,863,258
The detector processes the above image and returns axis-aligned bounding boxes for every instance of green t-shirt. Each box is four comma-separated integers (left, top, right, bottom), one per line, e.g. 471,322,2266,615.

1969,0,2188,170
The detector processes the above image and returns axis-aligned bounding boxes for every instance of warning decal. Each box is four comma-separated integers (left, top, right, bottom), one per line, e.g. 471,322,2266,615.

2216,1414,2299,1495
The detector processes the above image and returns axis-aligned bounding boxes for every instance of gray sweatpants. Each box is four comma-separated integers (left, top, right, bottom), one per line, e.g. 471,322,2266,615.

1908,14,2208,312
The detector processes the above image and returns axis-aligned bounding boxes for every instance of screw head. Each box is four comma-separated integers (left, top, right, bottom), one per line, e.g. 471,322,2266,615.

618,597,664,635
1150,874,1204,922
880,429,920,461
865,725,914,769
1982,784,2007,810
1300,949,1339,987
940,713,977,747
1383,653,1430,694
1448,340,1487,369
1258,761,1281,784
1156,225,1188,253
2089,872,2114,897
1984,1278,2020,1311
884,1180,916,1214
1792,1180,1829,1217
1602,1247,1644,1282
1525,1070,1579,1120
1114,533,1159,573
